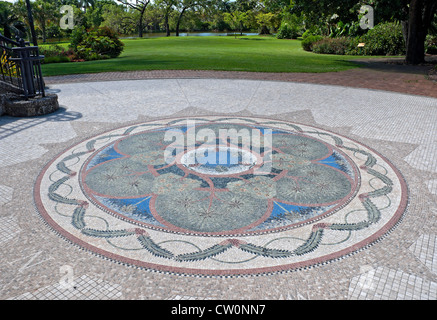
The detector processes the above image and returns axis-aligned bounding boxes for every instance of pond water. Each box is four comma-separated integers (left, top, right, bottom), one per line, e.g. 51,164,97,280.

44,32,261,43
121,32,260,39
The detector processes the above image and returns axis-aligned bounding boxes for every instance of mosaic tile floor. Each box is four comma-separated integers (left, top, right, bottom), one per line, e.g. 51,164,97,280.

34,116,407,276
1,78,437,300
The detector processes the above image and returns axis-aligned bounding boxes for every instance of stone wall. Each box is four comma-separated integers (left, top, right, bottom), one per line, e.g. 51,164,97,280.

0,80,59,117
4,94,59,117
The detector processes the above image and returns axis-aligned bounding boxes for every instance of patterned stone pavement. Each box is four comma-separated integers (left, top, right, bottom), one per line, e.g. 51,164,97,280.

1,65,437,300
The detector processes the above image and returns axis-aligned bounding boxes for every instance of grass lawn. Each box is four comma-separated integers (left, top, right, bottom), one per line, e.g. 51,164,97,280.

41,35,365,76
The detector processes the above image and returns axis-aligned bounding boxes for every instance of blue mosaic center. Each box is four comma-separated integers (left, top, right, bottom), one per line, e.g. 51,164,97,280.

181,147,257,175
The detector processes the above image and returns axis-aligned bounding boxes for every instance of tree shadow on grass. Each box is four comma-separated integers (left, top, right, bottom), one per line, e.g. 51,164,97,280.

238,37,268,41
332,59,365,69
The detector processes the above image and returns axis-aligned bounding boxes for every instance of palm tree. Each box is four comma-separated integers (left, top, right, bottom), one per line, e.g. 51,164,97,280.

0,2,26,39
32,0,58,43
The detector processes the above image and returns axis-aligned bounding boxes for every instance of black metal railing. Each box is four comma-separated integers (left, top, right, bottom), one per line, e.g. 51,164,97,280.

0,33,45,99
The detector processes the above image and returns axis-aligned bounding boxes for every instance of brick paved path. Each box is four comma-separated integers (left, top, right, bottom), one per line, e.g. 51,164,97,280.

45,59,437,98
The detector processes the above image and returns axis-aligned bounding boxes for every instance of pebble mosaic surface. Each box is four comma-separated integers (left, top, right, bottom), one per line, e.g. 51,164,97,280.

34,116,408,276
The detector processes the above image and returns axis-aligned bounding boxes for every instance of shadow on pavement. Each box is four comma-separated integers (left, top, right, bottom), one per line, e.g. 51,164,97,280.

0,106,82,140
351,55,437,76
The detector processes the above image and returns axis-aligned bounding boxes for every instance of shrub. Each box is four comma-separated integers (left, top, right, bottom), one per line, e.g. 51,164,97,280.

344,37,364,55
358,22,405,56
312,37,352,55
69,26,86,52
69,26,124,61
425,34,437,54
43,55,70,64
301,35,323,51
277,13,304,39
40,44,73,64
302,29,315,40
276,23,298,39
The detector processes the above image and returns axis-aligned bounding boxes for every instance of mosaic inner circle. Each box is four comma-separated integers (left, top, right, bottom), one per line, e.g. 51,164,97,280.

35,117,408,276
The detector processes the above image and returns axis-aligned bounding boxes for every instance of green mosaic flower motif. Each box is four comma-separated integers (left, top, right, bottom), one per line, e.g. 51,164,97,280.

273,134,329,160
84,158,155,197
227,176,277,199
151,173,202,195
117,131,169,155
276,164,352,204
154,191,268,233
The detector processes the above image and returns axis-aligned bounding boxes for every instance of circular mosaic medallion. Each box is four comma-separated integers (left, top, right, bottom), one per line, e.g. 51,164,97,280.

35,117,408,276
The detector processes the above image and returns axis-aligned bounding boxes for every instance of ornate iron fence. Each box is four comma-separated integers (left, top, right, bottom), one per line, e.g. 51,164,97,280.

0,33,45,99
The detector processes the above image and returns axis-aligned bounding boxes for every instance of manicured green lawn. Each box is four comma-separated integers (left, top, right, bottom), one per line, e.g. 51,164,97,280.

41,36,363,76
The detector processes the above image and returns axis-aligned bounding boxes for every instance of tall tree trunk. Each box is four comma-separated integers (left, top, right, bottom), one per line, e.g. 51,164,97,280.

138,18,143,38
406,0,437,64
175,8,186,37
165,15,170,36
3,24,11,39
42,23,46,43
406,0,426,64
138,8,145,38
138,21,143,38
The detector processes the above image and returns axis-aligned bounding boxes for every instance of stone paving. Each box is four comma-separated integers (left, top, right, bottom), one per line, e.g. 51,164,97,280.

1,63,437,300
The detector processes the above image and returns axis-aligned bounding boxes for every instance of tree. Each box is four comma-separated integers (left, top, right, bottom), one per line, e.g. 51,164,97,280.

101,3,137,35
157,0,177,36
175,0,203,36
255,12,275,34
144,4,164,32
293,0,437,64
0,1,26,39
84,2,106,28
32,0,58,43
230,0,258,12
405,0,437,64
224,10,249,36
116,0,150,37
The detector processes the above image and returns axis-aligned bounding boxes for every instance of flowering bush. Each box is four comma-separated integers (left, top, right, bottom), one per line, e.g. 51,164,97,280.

40,27,124,63
72,26,124,61
39,44,73,64
312,37,352,55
